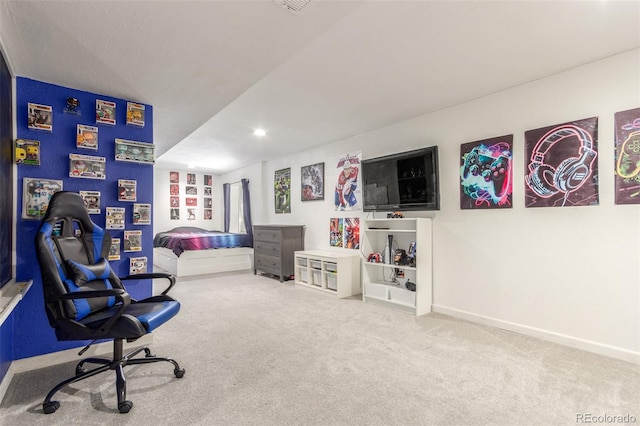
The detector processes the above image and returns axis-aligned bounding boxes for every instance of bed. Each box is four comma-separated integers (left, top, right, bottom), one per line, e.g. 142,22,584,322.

153,227,254,277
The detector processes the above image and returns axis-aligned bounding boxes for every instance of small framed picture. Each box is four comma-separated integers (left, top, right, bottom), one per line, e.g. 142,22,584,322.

301,162,324,201
28,103,53,131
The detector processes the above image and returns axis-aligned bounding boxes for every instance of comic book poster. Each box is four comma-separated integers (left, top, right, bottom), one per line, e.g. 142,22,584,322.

186,197,197,206
170,208,180,220
170,184,179,196
170,196,179,208
335,152,362,211
330,218,343,247
69,154,106,180
186,186,197,195
344,217,360,249
187,173,196,185
129,256,147,275
460,135,513,209
204,209,212,220
15,139,40,166
187,208,196,220
77,124,98,150
79,190,101,214
204,187,212,196
22,178,63,220
118,179,137,202
275,168,291,214
28,103,53,132
170,171,180,183
614,107,640,204
115,139,154,164
133,203,151,225
204,197,212,208
524,117,598,208
106,207,125,229
204,174,212,186
126,102,145,127
96,99,116,125
108,238,121,261
123,230,142,252
301,162,324,201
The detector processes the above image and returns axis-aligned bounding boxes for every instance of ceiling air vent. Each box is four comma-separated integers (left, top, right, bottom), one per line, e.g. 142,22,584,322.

274,0,312,16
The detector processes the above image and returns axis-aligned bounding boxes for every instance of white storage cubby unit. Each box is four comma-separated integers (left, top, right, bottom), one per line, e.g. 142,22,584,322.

294,250,361,298
361,218,432,316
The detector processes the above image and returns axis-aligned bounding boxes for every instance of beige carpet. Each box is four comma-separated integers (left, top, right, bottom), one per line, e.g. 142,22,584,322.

1,270,638,425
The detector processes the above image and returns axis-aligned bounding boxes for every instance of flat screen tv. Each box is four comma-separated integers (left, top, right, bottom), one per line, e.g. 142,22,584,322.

362,146,440,212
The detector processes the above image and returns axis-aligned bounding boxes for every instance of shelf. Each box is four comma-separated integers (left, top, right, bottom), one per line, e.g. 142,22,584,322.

294,250,360,299
0,279,33,327
363,261,416,271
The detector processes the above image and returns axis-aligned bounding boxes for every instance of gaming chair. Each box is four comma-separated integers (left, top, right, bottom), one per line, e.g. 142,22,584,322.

35,191,184,414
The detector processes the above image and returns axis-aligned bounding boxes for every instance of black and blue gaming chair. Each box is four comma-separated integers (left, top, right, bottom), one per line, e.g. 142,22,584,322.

35,191,184,414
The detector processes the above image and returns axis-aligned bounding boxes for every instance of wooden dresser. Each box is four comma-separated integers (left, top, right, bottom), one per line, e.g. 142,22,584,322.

253,225,305,282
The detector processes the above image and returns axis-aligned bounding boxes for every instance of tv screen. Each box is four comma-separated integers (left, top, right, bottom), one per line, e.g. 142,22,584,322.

362,146,439,211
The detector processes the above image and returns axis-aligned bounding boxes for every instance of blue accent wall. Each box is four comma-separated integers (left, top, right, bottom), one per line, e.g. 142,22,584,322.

12,78,154,360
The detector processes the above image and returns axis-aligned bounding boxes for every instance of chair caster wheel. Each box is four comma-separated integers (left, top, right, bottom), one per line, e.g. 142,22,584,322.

174,368,185,378
118,400,133,413
43,401,60,414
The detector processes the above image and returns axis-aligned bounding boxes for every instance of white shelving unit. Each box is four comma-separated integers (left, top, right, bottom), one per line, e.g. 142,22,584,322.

294,250,361,298
361,218,432,316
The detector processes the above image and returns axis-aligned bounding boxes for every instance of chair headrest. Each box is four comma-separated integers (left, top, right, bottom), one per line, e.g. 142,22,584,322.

42,191,96,237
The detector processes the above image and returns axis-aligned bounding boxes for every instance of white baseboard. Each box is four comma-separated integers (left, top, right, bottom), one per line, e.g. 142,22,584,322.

0,335,153,404
431,304,640,365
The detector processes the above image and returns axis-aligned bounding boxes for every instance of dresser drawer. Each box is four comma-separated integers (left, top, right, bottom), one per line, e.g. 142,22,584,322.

254,255,280,275
254,240,280,256
253,228,282,243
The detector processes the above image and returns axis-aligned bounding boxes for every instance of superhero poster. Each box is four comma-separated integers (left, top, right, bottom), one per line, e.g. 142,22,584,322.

343,217,360,249
274,168,291,214
460,135,513,209
524,117,599,208
614,107,640,204
335,152,361,211
330,218,343,247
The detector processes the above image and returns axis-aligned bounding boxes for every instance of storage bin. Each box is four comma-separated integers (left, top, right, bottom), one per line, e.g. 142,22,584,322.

326,273,337,290
388,286,416,306
309,259,322,270
364,282,388,299
324,262,337,273
312,270,322,286
299,268,308,283
297,257,308,267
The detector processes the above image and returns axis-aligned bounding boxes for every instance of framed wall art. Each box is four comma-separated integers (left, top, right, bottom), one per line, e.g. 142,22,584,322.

301,162,324,201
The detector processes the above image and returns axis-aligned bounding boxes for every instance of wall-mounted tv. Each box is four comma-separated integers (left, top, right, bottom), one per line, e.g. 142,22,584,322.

362,146,440,212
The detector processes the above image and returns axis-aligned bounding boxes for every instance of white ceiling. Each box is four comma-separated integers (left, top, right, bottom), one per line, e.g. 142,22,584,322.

1,1,639,174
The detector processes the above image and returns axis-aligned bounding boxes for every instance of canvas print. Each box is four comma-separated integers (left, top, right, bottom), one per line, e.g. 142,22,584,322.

115,139,154,164
133,203,151,225
204,187,212,196
204,197,212,208
170,208,180,220
170,196,179,208
344,217,360,249
186,186,197,195
124,230,142,252
22,178,63,220
118,179,137,202
105,207,125,230
108,238,121,261
129,256,148,274
187,173,196,185
330,218,343,247
204,209,212,220
77,125,98,150
170,184,179,196
614,107,640,204
275,168,291,214
170,171,180,183
187,208,196,220
301,162,324,201
79,190,101,214
186,197,197,206
524,117,598,208
96,99,116,125
28,103,53,131
204,174,212,186
126,102,145,127
15,139,40,166
69,154,106,180
460,135,513,209
335,152,361,211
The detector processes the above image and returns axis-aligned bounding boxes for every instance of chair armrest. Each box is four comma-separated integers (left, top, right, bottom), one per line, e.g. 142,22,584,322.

120,272,176,295
56,289,130,335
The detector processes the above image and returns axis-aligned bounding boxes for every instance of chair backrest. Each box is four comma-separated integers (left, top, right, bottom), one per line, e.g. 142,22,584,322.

36,191,123,326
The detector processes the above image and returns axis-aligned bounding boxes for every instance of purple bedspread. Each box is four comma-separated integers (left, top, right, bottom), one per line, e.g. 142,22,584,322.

153,227,253,257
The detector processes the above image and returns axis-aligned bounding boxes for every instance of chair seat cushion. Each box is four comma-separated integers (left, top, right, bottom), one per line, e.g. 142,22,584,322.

81,298,180,338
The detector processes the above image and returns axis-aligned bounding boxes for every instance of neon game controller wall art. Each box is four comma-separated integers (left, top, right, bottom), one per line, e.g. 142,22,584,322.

460,136,513,209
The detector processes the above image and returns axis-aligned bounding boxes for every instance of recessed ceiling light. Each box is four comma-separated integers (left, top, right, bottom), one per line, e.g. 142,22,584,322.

253,129,266,137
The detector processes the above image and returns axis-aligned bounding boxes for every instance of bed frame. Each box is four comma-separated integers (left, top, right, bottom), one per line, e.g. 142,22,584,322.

153,247,254,277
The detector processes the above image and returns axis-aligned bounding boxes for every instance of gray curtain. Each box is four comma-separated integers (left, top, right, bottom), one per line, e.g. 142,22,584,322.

242,178,253,236
223,182,230,232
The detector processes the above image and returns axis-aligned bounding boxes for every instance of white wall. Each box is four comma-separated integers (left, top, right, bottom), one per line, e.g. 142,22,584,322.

218,50,639,362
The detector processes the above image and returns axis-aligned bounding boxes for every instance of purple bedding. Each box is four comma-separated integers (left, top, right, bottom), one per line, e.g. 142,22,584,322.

153,227,253,257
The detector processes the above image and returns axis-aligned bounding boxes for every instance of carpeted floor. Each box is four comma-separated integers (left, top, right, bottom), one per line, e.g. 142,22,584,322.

1,270,638,425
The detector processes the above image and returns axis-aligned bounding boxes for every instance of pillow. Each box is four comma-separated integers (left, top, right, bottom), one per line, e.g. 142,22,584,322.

64,258,115,320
